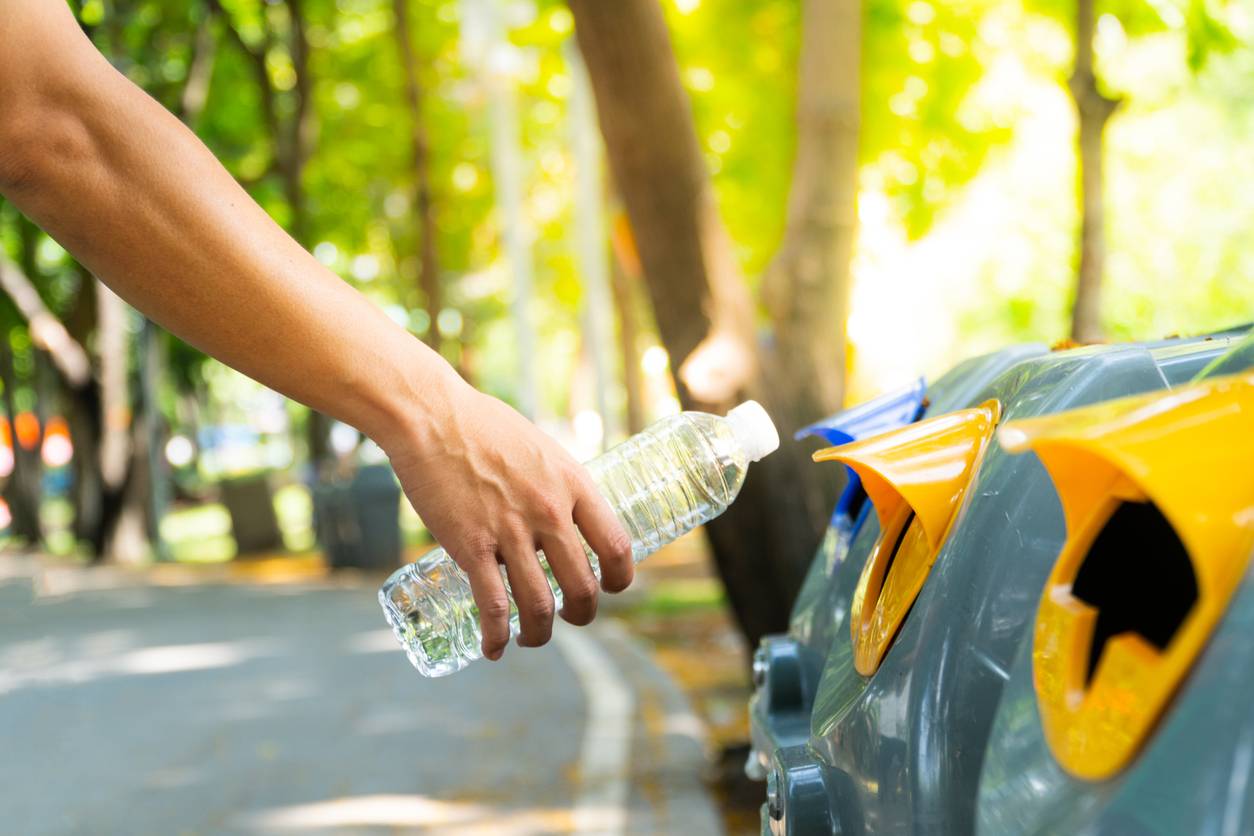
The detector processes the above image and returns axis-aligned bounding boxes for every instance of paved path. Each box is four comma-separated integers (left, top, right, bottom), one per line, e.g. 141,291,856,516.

0,558,724,835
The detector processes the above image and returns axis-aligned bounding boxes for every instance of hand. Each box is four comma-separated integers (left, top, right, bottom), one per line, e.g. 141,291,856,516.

383,375,634,660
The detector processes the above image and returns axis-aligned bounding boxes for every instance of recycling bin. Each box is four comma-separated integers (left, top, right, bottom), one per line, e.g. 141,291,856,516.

756,328,1249,835
748,344,1048,781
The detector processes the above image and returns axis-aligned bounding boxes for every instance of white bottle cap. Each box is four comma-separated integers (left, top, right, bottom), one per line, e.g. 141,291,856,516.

727,400,780,462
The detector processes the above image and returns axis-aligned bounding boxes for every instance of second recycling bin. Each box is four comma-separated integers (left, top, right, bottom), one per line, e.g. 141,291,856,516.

976,335,1254,836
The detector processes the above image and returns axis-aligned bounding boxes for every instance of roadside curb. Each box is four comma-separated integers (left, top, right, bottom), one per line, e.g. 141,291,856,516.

590,618,726,836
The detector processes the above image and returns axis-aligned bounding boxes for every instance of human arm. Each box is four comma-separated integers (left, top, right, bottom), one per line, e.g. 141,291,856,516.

0,0,632,656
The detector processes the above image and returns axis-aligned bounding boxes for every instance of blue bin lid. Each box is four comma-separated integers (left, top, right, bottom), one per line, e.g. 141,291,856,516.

796,377,928,528
795,377,928,446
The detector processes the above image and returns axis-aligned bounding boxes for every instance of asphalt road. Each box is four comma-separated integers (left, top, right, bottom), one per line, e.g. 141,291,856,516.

0,558,724,835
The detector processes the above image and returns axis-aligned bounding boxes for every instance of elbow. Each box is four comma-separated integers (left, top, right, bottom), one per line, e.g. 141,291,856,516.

0,102,97,198
0,113,37,194
0,1,101,197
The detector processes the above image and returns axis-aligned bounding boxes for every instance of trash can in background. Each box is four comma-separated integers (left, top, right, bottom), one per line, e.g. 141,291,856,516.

220,472,284,556
314,464,402,570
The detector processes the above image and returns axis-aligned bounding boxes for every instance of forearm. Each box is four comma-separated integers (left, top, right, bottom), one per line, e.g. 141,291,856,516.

0,0,457,448
0,1,636,653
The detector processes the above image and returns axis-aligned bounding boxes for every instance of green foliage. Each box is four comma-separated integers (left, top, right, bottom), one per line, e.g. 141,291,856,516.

0,0,1248,433
1024,0,1237,69
667,0,1007,252
664,0,799,275
1183,0,1238,69
863,0,1010,236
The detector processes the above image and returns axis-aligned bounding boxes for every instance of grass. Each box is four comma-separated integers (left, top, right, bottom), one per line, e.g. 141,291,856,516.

624,576,728,617
161,502,235,563
274,483,315,551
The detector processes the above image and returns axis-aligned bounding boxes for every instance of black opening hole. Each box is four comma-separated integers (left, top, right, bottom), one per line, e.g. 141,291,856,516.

846,487,869,525
863,510,919,668
1071,501,1198,687
879,510,916,594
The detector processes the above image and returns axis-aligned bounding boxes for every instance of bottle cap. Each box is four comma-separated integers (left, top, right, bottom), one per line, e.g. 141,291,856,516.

727,400,780,462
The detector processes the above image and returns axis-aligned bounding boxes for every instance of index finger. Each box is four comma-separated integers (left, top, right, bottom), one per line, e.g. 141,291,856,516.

462,554,513,661
572,476,634,593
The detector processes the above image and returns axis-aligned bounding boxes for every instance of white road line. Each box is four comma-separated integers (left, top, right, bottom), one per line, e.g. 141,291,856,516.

552,623,635,836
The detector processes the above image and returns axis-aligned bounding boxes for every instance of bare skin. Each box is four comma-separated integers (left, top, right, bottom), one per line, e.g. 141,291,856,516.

0,0,633,659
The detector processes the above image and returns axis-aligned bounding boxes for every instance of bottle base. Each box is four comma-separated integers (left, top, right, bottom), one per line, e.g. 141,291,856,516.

378,582,474,678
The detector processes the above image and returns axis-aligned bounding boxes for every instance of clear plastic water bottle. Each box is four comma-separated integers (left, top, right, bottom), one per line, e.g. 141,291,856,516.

378,401,780,677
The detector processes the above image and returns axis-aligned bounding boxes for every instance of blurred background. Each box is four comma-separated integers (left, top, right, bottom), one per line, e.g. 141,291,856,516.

1,0,1252,833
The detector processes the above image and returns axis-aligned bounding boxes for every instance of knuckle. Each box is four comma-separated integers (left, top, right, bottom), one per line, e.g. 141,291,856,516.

463,534,499,562
566,577,599,606
568,462,596,490
527,594,556,622
479,596,511,620
608,530,633,563
534,495,567,528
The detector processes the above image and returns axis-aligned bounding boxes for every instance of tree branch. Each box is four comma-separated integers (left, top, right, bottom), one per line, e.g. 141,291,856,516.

178,5,220,125
1068,0,1121,342
282,0,313,176
0,255,92,388
392,0,442,351
206,0,283,161
233,161,280,190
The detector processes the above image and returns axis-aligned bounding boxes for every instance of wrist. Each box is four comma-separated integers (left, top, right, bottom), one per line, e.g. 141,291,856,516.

360,336,469,458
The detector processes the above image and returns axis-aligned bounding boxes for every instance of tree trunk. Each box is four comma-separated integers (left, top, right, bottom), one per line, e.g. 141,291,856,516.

1068,0,1119,343
0,217,55,546
275,0,333,464
101,415,155,564
66,376,104,550
290,0,331,466
62,269,105,551
570,0,844,648
762,0,859,421
748,0,861,574
96,280,140,562
179,7,218,125
392,0,443,354
280,0,313,247
608,209,646,435
140,319,170,559
569,0,753,387
0,339,43,545
1,234,130,561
